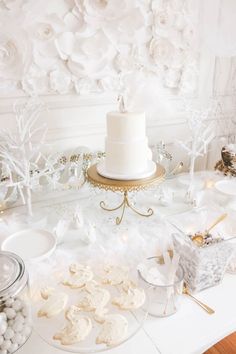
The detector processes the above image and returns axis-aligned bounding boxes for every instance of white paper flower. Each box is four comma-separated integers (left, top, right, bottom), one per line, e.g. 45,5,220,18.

174,12,187,31
149,37,175,66
114,52,136,73
24,0,69,19
164,68,181,88
21,64,49,95
36,23,55,41
0,30,31,79
76,0,136,27
50,67,72,94
73,77,98,94
55,30,116,79
98,75,119,91
64,6,98,37
104,7,150,45
27,15,66,73
153,9,174,32
30,15,65,55
0,0,25,10
64,7,87,33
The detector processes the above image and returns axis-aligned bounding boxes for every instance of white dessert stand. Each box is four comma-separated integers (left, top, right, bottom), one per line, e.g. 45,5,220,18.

87,163,165,225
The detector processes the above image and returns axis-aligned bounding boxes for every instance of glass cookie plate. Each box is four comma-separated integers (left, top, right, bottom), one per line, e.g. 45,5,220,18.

31,264,148,353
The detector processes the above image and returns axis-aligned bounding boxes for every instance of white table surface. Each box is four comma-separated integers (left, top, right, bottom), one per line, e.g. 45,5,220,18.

1,171,236,354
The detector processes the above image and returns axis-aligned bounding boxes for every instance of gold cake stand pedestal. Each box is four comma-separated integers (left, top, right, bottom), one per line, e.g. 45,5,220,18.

87,163,165,225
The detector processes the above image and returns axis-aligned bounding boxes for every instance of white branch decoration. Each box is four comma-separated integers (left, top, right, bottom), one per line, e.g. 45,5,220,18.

178,103,215,201
0,99,49,216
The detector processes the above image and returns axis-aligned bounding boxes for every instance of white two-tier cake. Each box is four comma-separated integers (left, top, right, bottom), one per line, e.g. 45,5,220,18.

97,110,156,180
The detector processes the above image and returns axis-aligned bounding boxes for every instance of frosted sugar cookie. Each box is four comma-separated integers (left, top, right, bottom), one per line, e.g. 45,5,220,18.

62,264,93,289
38,292,68,318
96,314,128,347
112,287,145,310
65,305,81,323
53,316,92,345
77,285,110,312
102,265,129,285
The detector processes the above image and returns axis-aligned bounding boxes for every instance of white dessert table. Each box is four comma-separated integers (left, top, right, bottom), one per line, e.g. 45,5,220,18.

1,171,236,354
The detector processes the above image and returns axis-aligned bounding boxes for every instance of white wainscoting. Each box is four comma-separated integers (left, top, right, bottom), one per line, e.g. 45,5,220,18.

0,92,234,173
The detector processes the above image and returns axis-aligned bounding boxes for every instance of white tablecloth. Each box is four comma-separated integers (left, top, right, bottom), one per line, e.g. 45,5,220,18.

1,171,236,354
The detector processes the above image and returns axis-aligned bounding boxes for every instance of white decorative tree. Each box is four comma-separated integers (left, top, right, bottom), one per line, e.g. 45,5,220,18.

0,99,48,217
179,103,215,201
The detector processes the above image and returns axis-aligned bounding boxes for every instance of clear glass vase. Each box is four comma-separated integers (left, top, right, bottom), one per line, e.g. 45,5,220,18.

138,257,184,317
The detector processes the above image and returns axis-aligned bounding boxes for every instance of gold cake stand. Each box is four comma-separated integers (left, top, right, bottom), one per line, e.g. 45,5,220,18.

87,163,165,225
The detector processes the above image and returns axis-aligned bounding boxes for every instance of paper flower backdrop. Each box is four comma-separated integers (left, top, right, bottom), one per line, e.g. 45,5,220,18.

0,0,199,96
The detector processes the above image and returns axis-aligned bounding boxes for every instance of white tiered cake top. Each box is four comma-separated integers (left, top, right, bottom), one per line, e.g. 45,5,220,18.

106,111,146,142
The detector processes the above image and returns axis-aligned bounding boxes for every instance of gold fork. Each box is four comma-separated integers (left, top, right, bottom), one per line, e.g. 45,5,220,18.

183,284,215,315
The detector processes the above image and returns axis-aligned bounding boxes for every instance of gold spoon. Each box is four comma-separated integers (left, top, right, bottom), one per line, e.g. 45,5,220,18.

191,213,228,246
183,284,215,315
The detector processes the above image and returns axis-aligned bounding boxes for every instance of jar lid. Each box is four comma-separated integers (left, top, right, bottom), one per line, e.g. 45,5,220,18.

0,251,27,301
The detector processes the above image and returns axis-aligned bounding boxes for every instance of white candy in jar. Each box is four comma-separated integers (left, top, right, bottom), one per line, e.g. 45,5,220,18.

0,315,6,323
0,349,7,354
14,314,24,324
8,343,18,354
0,339,11,351
12,300,22,312
0,321,7,336
11,333,22,345
12,321,23,333
0,297,31,354
3,309,16,321
0,250,31,353
3,328,14,340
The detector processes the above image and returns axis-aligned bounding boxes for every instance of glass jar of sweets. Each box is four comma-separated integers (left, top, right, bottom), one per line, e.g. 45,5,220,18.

0,251,32,353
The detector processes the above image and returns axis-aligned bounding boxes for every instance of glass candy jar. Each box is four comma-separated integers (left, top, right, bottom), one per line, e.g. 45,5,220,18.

0,251,32,353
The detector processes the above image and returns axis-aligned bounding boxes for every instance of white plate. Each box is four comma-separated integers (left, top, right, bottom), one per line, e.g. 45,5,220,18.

1,229,57,261
97,160,157,180
215,180,236,197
